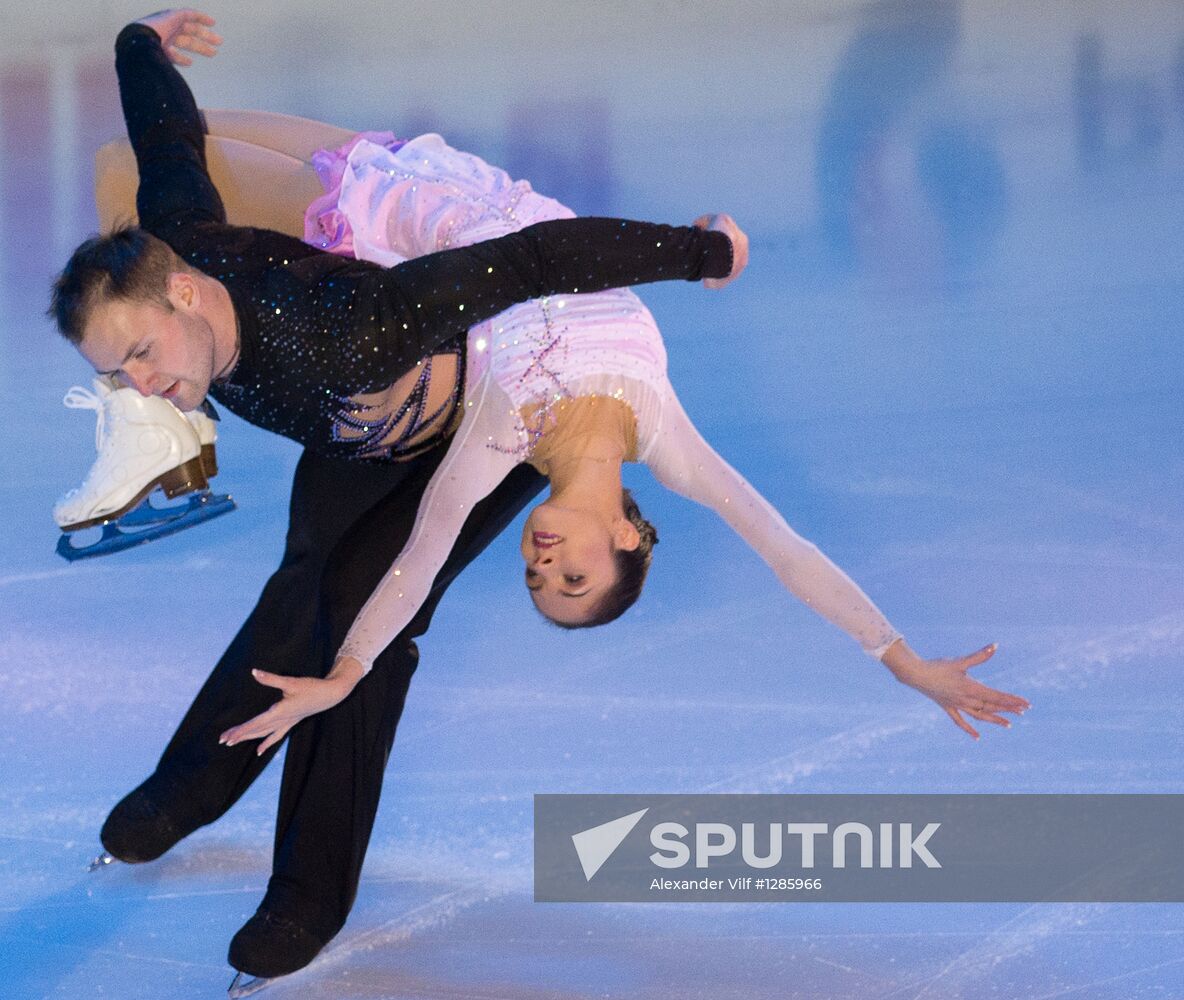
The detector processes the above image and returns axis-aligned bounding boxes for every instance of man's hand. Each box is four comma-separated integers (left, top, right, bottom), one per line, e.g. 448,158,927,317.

694,213,749,289
218,657,367,755
136,9,222,66
881,639,1030,739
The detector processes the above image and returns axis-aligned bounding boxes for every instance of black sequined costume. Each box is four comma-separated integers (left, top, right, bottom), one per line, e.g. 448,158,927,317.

100,23,735,980
116,24,731,458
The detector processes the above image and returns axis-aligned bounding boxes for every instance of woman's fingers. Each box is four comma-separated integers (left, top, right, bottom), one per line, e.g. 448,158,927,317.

256,724,293,757
964,706,1012,729
970,681,1030,715
148,9,221,64
956,644,1031,716
175,32,221,56
168,32,220,65
216,673,345,749
219,689,291,743
945,706,980,740
178,20,222,45
701,213,748,289
162,8,217,25
223,714,287,747
958,643,997,671
219,708,275,745
252,669,296,692
946,678,1026,733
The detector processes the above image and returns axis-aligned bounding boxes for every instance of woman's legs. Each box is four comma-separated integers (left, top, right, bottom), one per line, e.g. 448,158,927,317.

96,108,355,236
202,108,358,161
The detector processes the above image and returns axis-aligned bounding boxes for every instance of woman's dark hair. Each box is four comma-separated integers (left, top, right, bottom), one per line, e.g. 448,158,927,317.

48,226,181,345
553,488,658,630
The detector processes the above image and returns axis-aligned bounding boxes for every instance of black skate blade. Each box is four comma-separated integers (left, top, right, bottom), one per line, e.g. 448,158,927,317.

87,851,117,872
56,492,236,562
228,972,273,998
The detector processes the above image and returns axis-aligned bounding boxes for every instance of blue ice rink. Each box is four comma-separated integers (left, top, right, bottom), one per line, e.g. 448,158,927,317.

2,2,1182,997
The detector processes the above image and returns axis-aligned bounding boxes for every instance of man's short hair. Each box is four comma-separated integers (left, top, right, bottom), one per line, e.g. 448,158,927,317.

49,226,183,345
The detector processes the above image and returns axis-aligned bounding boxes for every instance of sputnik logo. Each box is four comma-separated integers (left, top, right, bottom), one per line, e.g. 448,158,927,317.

571,808,649,881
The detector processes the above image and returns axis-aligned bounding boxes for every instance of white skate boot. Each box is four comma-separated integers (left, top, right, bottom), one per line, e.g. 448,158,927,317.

55,377,235,560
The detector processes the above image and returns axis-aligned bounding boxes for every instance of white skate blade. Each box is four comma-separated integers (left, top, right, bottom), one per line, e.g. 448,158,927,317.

56,491,236,562
228,972,274,998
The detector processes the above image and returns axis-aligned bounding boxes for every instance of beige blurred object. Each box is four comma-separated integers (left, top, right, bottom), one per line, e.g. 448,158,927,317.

94,108,358,236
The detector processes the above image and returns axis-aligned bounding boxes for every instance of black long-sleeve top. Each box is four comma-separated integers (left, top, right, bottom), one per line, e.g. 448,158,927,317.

114,24,732,457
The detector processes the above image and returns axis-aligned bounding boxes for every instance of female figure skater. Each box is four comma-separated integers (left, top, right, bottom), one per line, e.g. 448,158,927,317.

217,126,1029,755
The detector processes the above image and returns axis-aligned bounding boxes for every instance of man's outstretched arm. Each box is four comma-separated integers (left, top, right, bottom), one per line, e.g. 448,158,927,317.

115,11,226,235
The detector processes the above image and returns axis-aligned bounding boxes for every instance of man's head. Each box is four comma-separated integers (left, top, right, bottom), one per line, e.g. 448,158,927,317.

49,227,225,411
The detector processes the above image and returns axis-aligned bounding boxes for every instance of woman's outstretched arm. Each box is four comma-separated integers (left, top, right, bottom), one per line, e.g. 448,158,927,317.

645,385,1028,737
218,375,522,753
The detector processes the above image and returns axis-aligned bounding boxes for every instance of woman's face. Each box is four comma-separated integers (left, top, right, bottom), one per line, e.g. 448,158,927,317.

520,501,619,625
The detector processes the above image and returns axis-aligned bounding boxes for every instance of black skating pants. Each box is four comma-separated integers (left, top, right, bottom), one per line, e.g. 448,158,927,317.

136,446,542,943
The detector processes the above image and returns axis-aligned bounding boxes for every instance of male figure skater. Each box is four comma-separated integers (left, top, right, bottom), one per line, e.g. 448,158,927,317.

49,8,745,983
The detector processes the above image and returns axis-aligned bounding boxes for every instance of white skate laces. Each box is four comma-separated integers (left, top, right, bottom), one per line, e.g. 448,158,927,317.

54,377,192,524
63,381,115,451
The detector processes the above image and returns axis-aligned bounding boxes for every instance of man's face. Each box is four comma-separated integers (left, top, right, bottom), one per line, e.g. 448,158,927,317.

78,289,217,412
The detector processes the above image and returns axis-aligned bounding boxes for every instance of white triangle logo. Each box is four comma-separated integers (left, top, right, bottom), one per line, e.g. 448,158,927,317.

571,808,649,881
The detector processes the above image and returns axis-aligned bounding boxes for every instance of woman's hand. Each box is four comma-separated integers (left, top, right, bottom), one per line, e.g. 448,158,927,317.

694,213,749,288
219,657,367,755
136,9,222,66
881,639,1030,739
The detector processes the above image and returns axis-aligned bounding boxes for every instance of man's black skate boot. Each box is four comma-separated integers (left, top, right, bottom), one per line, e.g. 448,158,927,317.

100,782,183,863
228,908,328,979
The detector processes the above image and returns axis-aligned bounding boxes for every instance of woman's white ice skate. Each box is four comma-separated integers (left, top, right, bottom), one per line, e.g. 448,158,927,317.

54,378,235,560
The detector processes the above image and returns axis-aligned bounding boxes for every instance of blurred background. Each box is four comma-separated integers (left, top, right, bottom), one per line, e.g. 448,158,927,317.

1,2,1182,997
